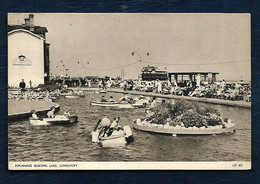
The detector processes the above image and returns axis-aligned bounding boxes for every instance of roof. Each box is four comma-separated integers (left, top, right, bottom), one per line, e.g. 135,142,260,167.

8,29,45,41
141,65,158,72
8,25,48,34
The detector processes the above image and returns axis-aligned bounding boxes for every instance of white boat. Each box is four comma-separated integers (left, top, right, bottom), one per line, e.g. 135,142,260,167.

91,101,136,109
29,115,78,126
94,89,107,94
132,96,150,108
91,125,133,147
132,101,145,108
64,93,85,98
90,101,119,107
117,103,135,109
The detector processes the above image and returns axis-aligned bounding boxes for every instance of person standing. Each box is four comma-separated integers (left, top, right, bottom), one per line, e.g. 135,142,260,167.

19,79,26,93
157,80,162,93
29,80,32,89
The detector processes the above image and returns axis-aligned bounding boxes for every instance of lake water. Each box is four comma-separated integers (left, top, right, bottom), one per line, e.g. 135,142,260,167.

8,91,251,161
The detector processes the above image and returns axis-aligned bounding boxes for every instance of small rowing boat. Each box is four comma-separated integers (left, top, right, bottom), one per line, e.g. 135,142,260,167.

117,103,135,109
29,115,78,126
90,101,119,107
91,125,133,147
94,89,107,94
64,94,85,98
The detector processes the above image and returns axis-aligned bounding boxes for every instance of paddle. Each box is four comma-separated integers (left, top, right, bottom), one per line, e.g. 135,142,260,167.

94,119,101,131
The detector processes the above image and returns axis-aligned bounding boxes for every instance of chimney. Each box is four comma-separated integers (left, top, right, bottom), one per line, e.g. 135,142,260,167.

24,18,30,26
29,14,34,31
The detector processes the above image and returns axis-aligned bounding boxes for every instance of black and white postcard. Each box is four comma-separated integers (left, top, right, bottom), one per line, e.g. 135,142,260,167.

8,13,251,170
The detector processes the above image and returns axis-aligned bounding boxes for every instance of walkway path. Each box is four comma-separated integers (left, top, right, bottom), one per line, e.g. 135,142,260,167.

8,100,60,120
71,87,251,109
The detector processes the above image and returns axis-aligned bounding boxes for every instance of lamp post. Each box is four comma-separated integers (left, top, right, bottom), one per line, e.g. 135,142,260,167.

121,68,125,81
131,51,150,62
62,64,66,76
132,51,150,80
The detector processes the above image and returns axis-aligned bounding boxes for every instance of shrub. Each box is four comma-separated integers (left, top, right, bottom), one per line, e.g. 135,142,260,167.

147,104,171,124
180,109,205,127
146,100,223,127
204,114,223,126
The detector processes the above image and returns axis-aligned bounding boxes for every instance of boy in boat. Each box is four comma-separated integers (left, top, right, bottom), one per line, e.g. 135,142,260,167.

101,96,107,102
64,108,70,118
31,110,39,119
109,96,115,102
111,117,120,129
47,106,55,118
150,97,157,109
107,117,122,136
94,115,111,138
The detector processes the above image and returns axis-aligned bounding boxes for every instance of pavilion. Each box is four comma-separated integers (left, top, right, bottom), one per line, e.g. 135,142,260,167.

168,72,219,87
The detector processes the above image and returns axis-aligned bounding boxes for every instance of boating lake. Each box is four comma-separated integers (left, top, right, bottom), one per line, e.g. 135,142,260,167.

8,91,251,161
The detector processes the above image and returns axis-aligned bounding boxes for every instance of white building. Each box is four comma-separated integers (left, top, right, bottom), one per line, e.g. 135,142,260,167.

8,14,50,88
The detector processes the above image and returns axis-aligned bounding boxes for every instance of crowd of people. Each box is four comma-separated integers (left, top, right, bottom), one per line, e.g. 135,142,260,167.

59,77,250,103
9,77,251,103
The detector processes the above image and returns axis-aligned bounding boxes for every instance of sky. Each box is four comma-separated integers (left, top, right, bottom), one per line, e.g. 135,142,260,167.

8,13,251,81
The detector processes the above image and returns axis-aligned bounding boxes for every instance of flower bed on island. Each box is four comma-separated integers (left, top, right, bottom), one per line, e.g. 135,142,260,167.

133,100,235,135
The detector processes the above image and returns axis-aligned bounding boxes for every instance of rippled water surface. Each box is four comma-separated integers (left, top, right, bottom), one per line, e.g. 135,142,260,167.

8,91,251,161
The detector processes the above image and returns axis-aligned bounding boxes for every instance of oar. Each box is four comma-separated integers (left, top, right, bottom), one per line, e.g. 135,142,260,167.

94,119,101,131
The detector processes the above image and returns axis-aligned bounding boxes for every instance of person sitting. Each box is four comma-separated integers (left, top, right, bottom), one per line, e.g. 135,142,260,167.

101,96,107,102
64,108,70,118
111,117,120,129
150,97,157,109
31,110,39,119
106,117,121,136
109,96,115,102
119,94,129,102
161,99,166,105
94,115,111,138
47,106,55,118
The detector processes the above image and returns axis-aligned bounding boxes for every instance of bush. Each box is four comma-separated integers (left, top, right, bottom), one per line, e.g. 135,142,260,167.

147,103,171,124
204,114,223,126
180,109,205,127
146,100,223,127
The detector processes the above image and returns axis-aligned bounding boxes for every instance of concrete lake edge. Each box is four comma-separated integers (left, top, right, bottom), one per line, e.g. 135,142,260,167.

70,87,251,109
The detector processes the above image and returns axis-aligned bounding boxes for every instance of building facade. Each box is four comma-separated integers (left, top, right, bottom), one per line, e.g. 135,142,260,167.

141,65,168,81
168,72,219,87
8,14,50,88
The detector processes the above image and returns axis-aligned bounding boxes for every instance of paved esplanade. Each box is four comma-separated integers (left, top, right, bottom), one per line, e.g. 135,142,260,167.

8,100,60,117
69,87,251,109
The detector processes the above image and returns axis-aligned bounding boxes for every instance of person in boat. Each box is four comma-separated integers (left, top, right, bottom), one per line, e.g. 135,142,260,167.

47,106,55,118
64,108,70,118
107,117,121,136
150,97,157,109
31,110,39,119
109,96,115,102
161,99,166,105
119,93,129,102
94,115,112,138
111,117,121,130
101,95,107,102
